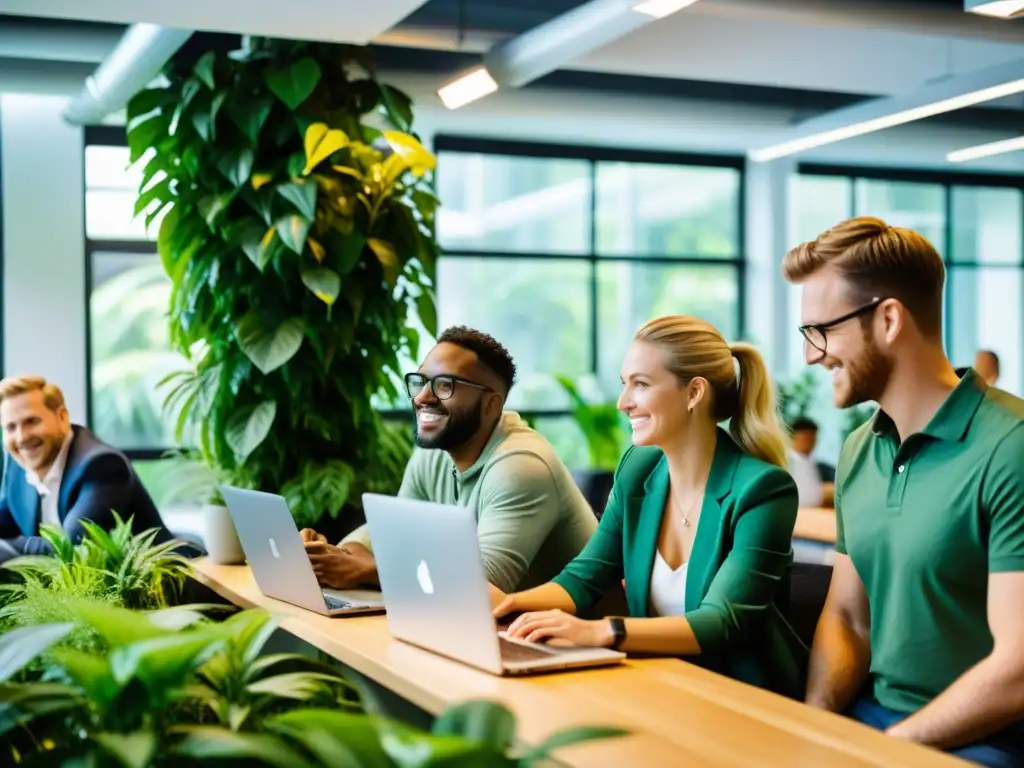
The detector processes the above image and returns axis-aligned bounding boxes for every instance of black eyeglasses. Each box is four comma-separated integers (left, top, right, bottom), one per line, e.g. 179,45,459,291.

799,297,886,363
404,373,492,401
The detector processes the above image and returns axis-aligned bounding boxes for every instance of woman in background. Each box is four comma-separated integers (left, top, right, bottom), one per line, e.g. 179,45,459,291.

493,315,807,697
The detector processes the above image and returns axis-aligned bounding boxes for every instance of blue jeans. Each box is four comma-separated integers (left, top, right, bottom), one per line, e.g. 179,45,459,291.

848,698,1024,768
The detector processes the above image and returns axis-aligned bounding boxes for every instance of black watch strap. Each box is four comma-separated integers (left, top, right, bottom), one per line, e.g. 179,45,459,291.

608,617,626,650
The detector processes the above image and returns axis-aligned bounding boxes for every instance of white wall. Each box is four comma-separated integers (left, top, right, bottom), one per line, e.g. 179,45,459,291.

1,93,87,420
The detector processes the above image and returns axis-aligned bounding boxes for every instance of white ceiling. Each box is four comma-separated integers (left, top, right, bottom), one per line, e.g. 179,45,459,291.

576,6,1024,99
380,0,1024,104
0,0,430,44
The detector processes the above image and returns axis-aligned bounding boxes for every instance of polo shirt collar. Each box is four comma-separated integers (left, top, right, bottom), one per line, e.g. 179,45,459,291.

870,367,985,442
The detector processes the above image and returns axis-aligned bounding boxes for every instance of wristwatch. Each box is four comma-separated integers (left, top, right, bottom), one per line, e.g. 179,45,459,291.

608,617,627,650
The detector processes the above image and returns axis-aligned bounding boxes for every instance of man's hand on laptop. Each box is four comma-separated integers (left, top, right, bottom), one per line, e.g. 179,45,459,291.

303,541,377,589
298,528,328,545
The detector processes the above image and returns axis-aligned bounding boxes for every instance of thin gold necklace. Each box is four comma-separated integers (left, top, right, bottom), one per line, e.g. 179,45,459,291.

672,493,702,528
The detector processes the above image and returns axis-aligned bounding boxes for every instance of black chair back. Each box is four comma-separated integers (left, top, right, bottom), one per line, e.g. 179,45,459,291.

788,561,833,649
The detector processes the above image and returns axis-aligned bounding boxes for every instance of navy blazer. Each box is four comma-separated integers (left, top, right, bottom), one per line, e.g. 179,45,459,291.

0,425,170,557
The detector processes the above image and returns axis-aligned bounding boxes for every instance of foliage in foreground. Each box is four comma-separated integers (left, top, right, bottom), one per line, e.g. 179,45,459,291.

0,602,627,766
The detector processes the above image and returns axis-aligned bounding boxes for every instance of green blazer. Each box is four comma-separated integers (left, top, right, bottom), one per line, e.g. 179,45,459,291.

552,430,808,699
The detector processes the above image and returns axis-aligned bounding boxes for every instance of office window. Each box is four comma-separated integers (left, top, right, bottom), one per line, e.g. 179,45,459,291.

85,137,179,458
85,144,166,240
436,257,591,411
437,154,591,254
854,179,945,250
435,138,744,435
596,262,738,396
948,187,1024,396
595,163,739,258
951,187,1021,265
787,175,853,374
89,251,176,450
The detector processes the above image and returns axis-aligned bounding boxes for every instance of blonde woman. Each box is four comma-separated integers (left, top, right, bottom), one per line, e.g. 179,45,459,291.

493,316,806,698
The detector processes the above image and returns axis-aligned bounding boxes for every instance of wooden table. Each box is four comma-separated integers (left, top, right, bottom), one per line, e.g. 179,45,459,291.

795,507,837,544
190,559,965,767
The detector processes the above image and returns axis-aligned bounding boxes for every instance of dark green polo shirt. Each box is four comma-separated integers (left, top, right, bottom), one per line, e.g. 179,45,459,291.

835,369,1024,714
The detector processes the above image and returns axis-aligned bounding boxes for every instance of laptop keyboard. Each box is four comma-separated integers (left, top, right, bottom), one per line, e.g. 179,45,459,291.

499,636,556,662
323,593,352,610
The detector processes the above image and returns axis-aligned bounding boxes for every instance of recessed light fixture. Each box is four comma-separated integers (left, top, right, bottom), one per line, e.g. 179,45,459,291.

436,66,499,110
948,135,1024,163
750,59,1024,162
632,0,702,19
964,0,1024,18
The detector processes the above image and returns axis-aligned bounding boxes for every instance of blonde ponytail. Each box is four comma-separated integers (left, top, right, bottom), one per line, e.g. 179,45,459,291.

634,315,789,469
728,342,789,469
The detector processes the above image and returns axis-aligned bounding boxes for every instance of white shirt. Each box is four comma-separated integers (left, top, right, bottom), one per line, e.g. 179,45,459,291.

24,433,74,529
650,550,689,617
788,449,823,507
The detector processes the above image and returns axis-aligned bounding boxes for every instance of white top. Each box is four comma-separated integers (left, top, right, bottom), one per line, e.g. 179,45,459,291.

788,449,823,507
649,550,689,617
25,432,74,529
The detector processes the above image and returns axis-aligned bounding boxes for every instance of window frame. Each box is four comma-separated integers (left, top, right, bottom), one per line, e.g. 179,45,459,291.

84,126,172,460
434,135,747,401
83,129,747,458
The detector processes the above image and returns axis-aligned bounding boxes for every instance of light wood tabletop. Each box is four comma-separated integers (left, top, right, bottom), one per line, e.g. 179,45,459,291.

795,506,837,544
190,558,966,767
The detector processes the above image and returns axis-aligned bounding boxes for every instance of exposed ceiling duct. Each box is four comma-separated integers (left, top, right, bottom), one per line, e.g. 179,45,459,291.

437,0,701,109
62,23,192,126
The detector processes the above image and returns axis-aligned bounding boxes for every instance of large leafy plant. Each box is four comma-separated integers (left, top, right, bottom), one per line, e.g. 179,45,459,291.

128,38,438,526
0,604,626,766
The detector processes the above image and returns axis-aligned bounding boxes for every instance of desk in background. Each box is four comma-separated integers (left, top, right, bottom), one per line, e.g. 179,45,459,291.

794,507,837,566
190,559,967,768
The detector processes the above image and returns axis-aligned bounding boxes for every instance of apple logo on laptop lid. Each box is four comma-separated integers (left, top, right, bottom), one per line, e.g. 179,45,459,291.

416,559,434,595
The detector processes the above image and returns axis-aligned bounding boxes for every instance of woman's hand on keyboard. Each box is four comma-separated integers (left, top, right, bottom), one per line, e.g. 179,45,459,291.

504,610,614,648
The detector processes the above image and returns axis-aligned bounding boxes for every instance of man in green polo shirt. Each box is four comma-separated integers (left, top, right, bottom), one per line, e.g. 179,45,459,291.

299,326,597,593
783,216,1024,768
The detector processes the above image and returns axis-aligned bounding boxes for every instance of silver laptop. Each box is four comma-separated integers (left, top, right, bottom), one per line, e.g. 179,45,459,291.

362,493,624,676
220,485,384,617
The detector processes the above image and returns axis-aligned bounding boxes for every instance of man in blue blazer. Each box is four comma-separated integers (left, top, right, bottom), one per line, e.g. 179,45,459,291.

0,375,170,562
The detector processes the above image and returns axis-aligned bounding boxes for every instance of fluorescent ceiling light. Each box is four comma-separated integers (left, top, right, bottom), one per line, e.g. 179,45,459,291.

965,1,1024,18
948,135,1024,163
436,0,703,109
632,0,701,18
749,58,1024,163
437,66,498,110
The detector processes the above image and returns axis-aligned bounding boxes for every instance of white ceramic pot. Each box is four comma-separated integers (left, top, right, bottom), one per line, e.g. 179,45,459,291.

202,503,245,564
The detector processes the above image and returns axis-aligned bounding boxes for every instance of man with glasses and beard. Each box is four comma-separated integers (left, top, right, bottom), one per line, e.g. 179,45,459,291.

783,216,1024,767
299,326,597,593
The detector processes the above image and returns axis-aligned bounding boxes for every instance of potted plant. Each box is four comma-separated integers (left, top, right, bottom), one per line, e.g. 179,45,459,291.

555,375,628,518
155,446,247,564
128,37,438,534
776,370,820,429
